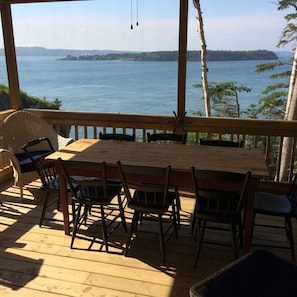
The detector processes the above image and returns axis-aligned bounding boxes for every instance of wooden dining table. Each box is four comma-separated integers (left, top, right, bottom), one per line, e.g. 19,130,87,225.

46,138,270,255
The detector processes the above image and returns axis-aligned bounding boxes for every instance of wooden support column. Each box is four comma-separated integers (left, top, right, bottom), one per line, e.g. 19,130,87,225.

0,2,21,110
177,0,188,118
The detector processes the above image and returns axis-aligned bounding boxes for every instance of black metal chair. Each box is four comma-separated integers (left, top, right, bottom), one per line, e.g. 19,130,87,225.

117,161,178,262
147,132,187,144
22,137,60,227
58,158,127,252
191,167,251,267
252,174,297,261
99,132,135,142
200,138,243,147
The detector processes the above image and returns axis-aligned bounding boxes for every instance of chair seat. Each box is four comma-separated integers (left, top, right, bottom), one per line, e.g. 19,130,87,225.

254,192,292,215
74,183,122,205
16,150,52,173
45,177,60,191
129,191,175,212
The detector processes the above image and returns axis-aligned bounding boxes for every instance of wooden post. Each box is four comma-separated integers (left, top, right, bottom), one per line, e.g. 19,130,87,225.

0,2,21,110
177,0,188,118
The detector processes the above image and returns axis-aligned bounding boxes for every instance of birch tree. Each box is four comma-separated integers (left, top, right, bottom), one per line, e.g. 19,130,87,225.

276,0,297,181
193,0,211,116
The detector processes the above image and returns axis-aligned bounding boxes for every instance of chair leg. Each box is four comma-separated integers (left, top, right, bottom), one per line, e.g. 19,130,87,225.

174,187,181,228
171,201,178,238
193,218,202,242
39,192,50,227
82,206,90,224
117,193,127,231
71,201,77,225
20,185,24,199
194,219,206,268
285,217,295,261
125,210,139,256
237,220,243,251
158,214,166,262
100,205,109,252
70,204,82,249
230,222,239,259
191,201,198,235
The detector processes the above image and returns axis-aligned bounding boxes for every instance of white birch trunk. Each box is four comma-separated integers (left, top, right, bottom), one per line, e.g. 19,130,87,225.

193,0,211,117
279,48,297,181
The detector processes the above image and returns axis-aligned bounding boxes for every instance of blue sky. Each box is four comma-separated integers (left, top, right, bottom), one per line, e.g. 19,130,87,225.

7,0,294,52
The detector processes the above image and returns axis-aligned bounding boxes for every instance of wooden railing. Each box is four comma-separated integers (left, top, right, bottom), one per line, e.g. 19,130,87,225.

2,109,297,185
28,108,297,183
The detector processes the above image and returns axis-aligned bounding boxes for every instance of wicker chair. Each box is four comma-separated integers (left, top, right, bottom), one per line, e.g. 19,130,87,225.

0,110,72,198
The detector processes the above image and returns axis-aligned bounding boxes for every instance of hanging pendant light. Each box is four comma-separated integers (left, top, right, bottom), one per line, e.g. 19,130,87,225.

130,0,139,30
130,0,133,29
136,0,139,26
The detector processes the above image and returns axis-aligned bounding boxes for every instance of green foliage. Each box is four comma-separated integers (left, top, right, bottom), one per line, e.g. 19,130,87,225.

193,81,251,117
244,103,259,119
277,1,297,47
255,60,289,72
249,60,291,119
0,83,61,110
20,90,61,109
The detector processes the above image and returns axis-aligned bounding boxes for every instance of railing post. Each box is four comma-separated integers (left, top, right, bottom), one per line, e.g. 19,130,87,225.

0,2,21,110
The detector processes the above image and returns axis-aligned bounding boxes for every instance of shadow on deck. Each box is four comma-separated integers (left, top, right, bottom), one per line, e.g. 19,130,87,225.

0,181,295,297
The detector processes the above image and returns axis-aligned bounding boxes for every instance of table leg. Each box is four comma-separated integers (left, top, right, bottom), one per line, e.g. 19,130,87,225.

242,177,258,255
57,166,70,235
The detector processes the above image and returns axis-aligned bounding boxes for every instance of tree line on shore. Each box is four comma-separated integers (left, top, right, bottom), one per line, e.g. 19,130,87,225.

60,50,278,62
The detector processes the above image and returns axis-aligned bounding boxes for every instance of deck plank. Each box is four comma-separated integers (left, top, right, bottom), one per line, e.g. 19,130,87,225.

0,181,296,297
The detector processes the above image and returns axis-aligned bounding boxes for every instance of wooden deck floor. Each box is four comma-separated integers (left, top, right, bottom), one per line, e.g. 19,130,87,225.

0,180,296,297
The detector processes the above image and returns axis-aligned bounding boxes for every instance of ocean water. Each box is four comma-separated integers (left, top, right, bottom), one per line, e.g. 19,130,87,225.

0,56,290,116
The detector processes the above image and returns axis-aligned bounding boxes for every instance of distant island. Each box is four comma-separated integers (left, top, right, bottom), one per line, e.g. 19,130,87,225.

0,47,286,61
59,50,278,62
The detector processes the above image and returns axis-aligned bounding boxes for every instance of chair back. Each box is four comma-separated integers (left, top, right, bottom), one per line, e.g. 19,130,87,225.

147,132,187,144
22,137,57,188
117,161,171,209
200,139,243,148
58,158,113,202
22,137,55,157
99,132,135,142
35,158,59,189
191,167,251,215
